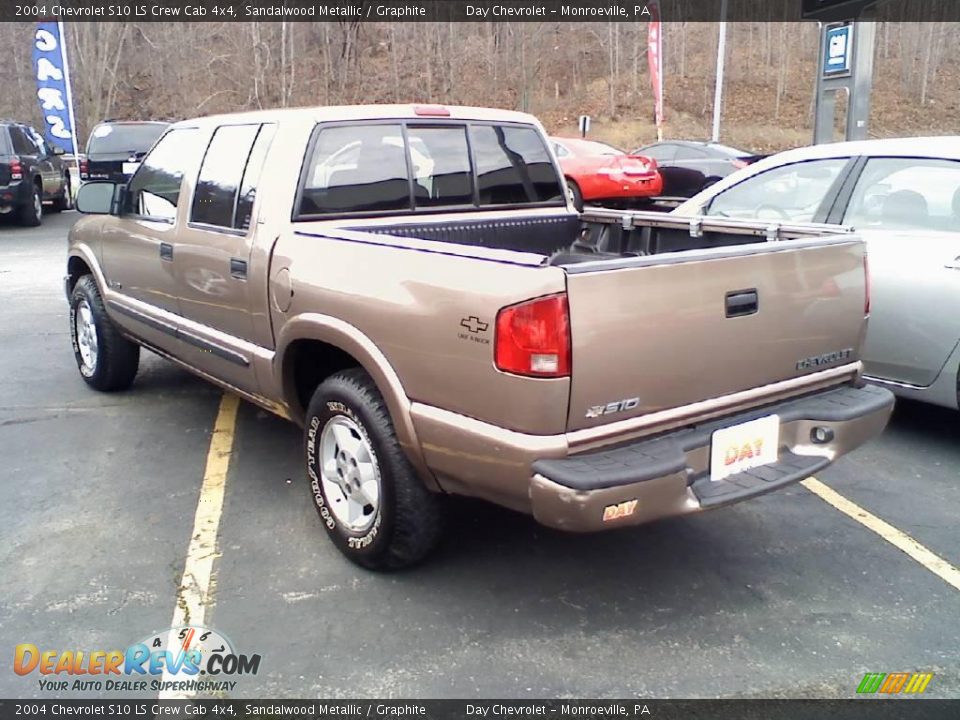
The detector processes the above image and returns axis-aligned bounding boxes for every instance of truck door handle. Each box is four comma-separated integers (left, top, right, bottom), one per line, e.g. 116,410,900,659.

946,256,960,270
230,258,247,280
725,289,758,317
159,243,173,261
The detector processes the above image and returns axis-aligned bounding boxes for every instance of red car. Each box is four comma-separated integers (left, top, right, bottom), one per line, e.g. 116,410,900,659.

550,136,663,210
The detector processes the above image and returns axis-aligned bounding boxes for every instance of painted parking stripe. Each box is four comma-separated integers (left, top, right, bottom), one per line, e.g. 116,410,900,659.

160,393,240,699
802,477,960,592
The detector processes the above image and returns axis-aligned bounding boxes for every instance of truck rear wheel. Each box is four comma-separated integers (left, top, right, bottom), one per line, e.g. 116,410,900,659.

304,368,443,570
19,182,42,226
70,275,140,391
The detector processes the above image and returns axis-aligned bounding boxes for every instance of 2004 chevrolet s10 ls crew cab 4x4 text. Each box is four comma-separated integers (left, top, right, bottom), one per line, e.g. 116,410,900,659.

66,104,894,570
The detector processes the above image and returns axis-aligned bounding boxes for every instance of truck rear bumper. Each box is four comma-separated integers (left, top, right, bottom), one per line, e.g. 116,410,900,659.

410,381,893,532
529,384,894,531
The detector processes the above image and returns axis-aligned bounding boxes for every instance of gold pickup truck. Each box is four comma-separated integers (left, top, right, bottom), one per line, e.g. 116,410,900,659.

66,104,894,570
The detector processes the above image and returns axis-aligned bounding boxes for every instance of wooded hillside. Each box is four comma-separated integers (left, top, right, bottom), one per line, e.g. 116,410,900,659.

2,20,958,153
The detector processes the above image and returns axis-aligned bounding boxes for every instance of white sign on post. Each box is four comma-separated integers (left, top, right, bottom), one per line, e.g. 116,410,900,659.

578,115,590,138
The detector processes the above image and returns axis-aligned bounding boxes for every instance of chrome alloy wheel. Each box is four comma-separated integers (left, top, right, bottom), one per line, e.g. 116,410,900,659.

319,415,381,532
32,190,42,221
74,298,99,374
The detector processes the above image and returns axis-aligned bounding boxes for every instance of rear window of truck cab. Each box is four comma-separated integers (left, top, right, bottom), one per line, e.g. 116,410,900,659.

86,122,168,158
297,121,565,218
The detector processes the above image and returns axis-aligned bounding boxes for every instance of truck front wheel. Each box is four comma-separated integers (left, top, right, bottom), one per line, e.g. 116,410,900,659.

304,368,443,570
69,275,140,391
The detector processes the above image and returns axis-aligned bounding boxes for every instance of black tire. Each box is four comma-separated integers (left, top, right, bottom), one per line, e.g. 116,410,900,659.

51,176,71,212
566,179,584,212
19,182,42,226
69,275,140,392
305,368,443,570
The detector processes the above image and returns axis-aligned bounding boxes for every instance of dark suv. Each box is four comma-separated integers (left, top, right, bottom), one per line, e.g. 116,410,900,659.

81,120,169,183
0,121,71,226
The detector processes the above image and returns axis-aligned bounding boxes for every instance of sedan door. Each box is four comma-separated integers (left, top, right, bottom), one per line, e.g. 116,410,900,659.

839,157,960,388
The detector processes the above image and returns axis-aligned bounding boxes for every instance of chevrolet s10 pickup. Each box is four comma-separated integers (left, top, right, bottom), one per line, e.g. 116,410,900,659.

66,104,894,569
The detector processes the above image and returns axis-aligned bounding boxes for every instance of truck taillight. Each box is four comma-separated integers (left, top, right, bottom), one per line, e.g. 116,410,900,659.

10,161,22,181
864,254,871,316
79,158,88,179
495,294,571,378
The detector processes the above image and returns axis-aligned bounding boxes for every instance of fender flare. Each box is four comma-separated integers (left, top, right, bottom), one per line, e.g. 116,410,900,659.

66,243,108,298
275,313,438,490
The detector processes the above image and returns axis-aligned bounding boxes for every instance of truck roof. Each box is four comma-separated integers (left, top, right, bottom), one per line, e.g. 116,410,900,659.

171,104,543,129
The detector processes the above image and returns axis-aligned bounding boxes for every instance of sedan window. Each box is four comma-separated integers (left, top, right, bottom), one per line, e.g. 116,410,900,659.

674,145,710,160
636,143,677,161
843,157,960,231
705,158,848,222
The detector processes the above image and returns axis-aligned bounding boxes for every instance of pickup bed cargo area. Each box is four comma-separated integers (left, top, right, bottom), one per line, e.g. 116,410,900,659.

348,208,855,264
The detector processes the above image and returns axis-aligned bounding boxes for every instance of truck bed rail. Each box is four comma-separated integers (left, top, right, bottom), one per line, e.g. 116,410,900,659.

580,207,855,243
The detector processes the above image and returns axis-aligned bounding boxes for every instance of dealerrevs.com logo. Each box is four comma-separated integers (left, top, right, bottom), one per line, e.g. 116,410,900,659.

14,626,261,693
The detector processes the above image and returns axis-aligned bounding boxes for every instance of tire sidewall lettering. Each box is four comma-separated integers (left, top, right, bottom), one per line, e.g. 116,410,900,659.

306,415,336,531
308,399,384,551
70,289,95,379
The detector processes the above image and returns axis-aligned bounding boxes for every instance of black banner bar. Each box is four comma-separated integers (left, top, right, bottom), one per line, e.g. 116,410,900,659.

4,0,960,23
0,700,958,719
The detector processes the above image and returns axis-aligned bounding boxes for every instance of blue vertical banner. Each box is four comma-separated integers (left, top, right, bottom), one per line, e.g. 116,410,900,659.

32,22,80,155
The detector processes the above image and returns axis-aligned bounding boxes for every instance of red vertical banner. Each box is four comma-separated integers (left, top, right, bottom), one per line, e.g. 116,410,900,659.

648,0,664,140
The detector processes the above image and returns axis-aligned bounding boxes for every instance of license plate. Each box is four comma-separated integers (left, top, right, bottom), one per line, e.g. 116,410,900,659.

710,414,780,482
122,161,140,176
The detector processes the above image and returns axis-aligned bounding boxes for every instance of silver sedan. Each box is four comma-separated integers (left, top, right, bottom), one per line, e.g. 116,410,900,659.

674,137,960,411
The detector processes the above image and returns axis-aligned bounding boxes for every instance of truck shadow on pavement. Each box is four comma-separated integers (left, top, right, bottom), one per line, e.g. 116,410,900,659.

223,398,846,636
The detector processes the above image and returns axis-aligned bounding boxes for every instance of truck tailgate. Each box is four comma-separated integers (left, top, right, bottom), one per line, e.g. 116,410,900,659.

564,238,867,432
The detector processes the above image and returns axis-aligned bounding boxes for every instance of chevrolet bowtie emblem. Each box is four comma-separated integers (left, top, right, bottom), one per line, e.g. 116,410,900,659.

460,316,489,334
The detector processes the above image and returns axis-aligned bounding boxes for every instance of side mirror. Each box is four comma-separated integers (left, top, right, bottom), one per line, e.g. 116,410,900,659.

51,145,65,156
76,181,119,215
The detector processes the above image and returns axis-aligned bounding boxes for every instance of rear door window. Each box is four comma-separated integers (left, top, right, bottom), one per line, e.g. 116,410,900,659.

191,124,261,229
842,157,960,231
674,145,710,160
10,126,38,156
640,143,678,161
470,124,564,205
405,125,473,208
125,128,200,222
300,124,410,215
235,124,277,231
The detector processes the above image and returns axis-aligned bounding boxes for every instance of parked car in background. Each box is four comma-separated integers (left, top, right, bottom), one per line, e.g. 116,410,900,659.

0,120,72,226
632,140,765,197
550,136,662,210
80,120,169,183
674,136,960,412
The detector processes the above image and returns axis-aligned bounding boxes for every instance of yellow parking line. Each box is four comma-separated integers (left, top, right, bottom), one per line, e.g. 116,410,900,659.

161,392,240,699
802,477,960,592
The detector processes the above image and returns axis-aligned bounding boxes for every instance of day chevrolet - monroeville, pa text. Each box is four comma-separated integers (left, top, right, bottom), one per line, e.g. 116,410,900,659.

66,104,893,569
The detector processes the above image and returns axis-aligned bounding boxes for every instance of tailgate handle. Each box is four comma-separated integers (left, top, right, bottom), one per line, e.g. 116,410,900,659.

725,289,758,317
159,243,173,262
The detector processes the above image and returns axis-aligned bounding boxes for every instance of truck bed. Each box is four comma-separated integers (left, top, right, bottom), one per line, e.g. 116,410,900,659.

341,208,854,266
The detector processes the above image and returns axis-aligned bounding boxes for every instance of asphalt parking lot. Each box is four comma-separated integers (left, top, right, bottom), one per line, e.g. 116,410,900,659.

1,212,959,699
